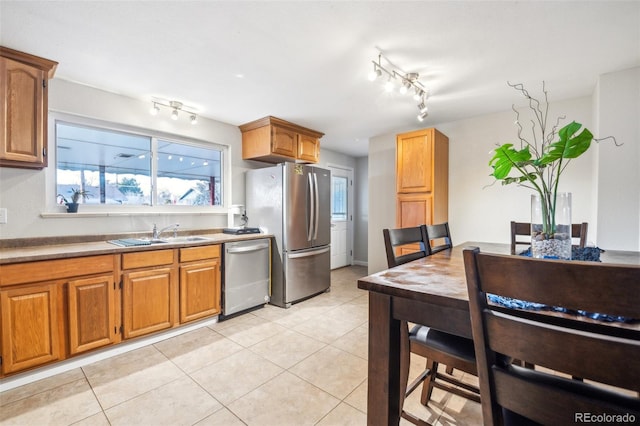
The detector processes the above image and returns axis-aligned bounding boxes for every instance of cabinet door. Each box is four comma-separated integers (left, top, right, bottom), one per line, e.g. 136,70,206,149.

396,193,434,256
0,57,46,167
122,268,177,339
397,192,433,228
271,126,297,157
396,130,433,193
0,283,60,374
297,134,319,163
67,275,116,355
179,259,220,323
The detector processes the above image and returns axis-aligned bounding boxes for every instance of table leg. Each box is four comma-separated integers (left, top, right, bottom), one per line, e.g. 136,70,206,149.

367,292,402,425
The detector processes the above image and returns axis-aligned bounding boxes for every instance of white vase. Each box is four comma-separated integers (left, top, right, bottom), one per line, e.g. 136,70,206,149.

531,192,572,259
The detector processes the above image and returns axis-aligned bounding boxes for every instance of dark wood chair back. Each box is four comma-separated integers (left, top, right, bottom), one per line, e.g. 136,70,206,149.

463,247,640,425
510,221,589,254
383,225,429,268
425,222,453,254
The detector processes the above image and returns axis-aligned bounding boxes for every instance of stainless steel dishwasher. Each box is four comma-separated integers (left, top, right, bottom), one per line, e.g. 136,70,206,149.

222,238,271,317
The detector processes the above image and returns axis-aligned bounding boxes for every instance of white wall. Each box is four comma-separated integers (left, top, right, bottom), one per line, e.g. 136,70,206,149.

367,80,635,273
367,131,398,273
354,156,369,265
0,79,259,239
439,97,597,247
594,67,640,250
0,79,365,244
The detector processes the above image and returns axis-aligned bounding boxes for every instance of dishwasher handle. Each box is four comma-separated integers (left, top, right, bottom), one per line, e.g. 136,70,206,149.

226,242,270,254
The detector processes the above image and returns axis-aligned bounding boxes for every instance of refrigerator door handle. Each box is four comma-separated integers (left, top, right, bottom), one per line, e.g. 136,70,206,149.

287,246,330,259
313,172,320,240
307,172,315,241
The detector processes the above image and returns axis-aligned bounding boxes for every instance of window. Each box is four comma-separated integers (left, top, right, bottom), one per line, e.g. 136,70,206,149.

331,175,348,221
55,121,223,206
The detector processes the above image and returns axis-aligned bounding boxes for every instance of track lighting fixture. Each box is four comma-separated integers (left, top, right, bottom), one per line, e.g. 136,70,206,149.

149,99,198,125
367,53,430,121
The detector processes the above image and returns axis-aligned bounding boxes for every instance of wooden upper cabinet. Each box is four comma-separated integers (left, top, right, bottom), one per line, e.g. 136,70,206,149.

297,133,320,163
395,128,449,229
272,125,297,157
240,116,323,164
397,130,433,193
0,46,57,169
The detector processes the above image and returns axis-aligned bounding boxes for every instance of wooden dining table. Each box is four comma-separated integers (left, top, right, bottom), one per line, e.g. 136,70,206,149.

357,241,640,425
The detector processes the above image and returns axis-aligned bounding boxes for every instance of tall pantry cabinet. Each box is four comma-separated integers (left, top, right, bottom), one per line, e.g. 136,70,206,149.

395,128,449,253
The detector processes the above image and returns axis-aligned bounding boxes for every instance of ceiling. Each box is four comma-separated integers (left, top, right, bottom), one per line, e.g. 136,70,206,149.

1,1,639,157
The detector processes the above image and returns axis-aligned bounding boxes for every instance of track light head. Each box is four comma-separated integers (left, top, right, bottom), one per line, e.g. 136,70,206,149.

367,52,430,118
399,80,410,95
384,76,395,92
151,99,197,124
368,65,382,82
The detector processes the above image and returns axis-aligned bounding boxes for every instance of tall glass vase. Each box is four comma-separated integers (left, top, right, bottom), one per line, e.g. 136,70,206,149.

531,192,572,259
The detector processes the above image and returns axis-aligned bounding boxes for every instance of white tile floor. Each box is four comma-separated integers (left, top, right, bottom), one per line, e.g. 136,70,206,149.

0,266,482,425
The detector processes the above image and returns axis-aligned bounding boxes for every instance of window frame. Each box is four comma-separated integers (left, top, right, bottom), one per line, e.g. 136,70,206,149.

46,111,231,215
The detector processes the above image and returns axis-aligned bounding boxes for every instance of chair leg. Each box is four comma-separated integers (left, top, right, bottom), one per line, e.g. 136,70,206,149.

420,360,438,406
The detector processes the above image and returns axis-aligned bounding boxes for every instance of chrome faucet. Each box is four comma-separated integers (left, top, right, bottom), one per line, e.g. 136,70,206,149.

152,223,179,239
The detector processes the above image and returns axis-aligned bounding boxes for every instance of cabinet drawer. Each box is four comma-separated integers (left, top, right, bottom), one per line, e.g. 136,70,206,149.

180,245,220,262
0,255,115,287
122,249,174,269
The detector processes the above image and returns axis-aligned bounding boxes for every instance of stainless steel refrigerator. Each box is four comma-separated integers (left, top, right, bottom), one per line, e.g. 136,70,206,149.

245,163,331,307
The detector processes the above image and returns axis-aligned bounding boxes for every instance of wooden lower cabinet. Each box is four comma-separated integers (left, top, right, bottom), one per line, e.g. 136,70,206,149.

1,244,225,376
67,275,118,355
179,245,221,323
0,283,61,374
122,267,177,339
180,260,220,323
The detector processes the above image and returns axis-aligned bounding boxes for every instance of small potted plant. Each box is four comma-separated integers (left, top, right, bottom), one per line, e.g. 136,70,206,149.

489,82,618,258
57,188,92,213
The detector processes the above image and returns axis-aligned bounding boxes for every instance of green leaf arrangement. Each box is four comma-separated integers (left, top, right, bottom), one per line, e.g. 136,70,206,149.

489,82,617,236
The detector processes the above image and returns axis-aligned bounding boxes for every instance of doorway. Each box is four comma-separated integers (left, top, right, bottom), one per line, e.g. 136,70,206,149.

328,165,353,269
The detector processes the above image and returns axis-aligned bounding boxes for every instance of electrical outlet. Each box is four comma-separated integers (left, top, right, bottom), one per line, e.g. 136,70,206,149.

0,208,7,224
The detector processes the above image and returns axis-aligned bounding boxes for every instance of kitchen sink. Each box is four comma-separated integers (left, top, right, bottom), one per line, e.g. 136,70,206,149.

108,236,211,247
108,238,167,247
162,236,212,243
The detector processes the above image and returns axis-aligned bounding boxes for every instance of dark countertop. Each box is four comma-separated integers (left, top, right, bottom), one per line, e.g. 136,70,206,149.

0,230,273,264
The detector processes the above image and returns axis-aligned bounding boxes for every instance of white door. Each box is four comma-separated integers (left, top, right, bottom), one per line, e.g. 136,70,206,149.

328,165,353,269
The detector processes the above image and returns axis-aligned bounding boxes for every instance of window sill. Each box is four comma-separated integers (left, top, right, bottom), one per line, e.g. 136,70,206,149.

41,210,226,219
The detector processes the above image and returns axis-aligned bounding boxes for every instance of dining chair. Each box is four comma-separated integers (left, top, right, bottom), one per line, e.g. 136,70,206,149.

383,226,480,425
425,222,453,254
463,247,640,425
510,221,588,255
